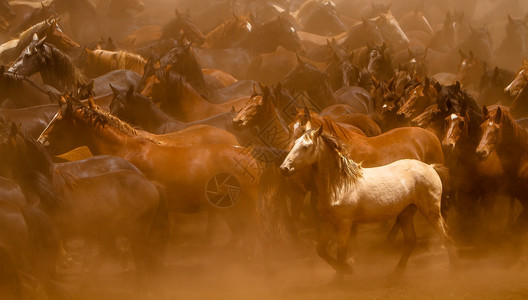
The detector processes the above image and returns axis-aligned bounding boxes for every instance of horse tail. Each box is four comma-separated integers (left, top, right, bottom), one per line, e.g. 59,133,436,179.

148,182,170,269
0,247,23,298
432,164,451,219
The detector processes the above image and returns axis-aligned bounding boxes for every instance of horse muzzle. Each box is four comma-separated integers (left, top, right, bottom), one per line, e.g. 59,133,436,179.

279,165,294,177
476,148,490,160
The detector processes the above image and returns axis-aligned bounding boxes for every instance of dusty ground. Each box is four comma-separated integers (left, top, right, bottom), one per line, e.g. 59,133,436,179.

56,206,528,300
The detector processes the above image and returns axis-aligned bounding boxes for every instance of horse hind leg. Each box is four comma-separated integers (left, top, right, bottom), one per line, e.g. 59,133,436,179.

420,204,458,269
394,205,417,274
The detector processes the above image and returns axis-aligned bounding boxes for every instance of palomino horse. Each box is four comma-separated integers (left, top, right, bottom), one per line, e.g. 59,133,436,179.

83,49,146,77
476,107,528,259
280,128,455,279
38,96,260,248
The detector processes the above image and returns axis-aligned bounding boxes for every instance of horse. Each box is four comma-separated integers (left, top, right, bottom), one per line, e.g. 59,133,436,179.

83,48,146,77
280,128,455,279
296,0,346,36
0,122,168,290
109,85,238,136
0,17,76,64
510,85,528,118
0,66,55,108
37,96,260,249
203,13,253,49
12,1,57,35
8,33,89,93
476,107,528,260
0,0,15,21
458,24,495,67
367,42,395,81
442,108,507,244
496,14,528,71
0,103,57,138
106,0,144,18
456,50,485,89
120,8,205,49
397,78,437,121
428,11,468,53
281,56,374,114
505,60,528,97
340,17,384,51
478,66,515,106
143,71,248,122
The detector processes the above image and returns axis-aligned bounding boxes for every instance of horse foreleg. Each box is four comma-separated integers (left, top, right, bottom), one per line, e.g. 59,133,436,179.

394,205,417,273
336,221,354,275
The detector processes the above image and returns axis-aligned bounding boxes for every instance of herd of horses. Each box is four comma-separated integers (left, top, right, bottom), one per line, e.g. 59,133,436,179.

1,0,528,298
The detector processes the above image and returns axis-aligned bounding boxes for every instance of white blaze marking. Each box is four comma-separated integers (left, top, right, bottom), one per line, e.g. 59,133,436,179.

290,27,295,33
246,22,252,32
450,113,458,120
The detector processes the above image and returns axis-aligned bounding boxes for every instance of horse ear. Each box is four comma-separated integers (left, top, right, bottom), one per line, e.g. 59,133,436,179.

407,48,413,58
482,105,488,117
0,65,4,75
109,84,119,96
182,42,192,52
508,14,514,24
9,122,17,139
435,82,442,93
126,85,134,99
88,80,94,91
492,67,499,81
469,50,474,59
87,95,96,109
175,8,181,18
252,83,259,96
314,125,323,138
458,49,466,58
423,47,428,59
274,82,282,94
495,107,502,122
455,81,461,91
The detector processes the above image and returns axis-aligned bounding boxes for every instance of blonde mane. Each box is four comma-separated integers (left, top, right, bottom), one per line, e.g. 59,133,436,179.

87,49,146,74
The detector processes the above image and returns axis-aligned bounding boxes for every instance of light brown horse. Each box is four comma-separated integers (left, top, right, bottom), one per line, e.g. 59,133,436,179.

291,108,445,167
38,96,260,247
203,13,253,49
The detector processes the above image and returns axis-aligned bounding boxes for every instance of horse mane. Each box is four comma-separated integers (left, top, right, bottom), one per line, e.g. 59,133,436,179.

17,19,49,46
88,49,146,73
204,16,240,47
47,43,89,88
358,68,374,91
72,100,163,145
317,132,363,190
0,120,65,210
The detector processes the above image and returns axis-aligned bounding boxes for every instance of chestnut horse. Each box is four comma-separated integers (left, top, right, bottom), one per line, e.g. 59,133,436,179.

38,96,260,247
476,107,528,259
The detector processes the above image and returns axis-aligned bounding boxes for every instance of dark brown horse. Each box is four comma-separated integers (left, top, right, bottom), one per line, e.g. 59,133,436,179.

0,66,54,108
476,107,528,259
1,120,168,287
109,85,238,136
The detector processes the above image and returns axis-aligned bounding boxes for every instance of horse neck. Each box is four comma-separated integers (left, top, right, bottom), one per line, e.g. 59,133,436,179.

253,102,291,149
307,76,337,107
313,141,358,204
137,97,180,130
41,47,79,92
496,116,528,169
174,80,216,110
205,18,235,48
